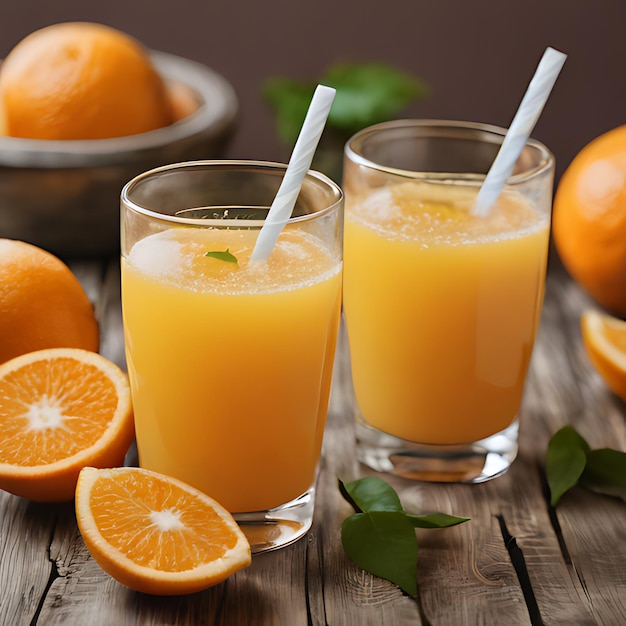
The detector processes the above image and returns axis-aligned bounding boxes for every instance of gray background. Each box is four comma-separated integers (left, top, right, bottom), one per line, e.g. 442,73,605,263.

1,0,624,181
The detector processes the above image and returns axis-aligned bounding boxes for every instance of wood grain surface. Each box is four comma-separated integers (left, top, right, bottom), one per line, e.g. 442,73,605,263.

0,258,624,626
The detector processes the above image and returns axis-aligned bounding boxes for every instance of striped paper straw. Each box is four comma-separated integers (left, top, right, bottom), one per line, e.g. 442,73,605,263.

473,47,567,216
250,84,336,262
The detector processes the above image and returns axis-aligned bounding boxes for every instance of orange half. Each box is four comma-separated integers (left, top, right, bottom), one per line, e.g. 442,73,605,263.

75,466,252,595
0,348,134,501
581,310,626,401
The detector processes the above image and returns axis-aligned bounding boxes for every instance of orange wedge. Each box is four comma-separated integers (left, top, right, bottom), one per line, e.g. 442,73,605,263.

581,310,626,401
75,466,251,595
0,348,134,502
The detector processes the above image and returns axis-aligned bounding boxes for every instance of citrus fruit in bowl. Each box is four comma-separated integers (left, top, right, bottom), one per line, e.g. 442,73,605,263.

552,125,626,317
0,22,238,258
0,22,174,140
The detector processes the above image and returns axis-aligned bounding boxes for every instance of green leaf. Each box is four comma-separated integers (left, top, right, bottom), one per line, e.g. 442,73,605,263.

406,512,470,529
262,77,315,144
338,477,469,596
546,426,626,505
339,477,403,513
204,249,238,264
323,62,428,134
546,425,590,506
262,61,429,145
341,511,418,596
580,448,626,500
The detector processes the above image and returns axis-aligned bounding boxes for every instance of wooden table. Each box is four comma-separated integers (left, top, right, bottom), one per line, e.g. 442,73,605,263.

1,257,624,625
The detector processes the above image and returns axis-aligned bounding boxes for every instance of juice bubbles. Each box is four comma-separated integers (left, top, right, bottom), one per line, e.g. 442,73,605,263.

343,181,549,445
122,227,342,513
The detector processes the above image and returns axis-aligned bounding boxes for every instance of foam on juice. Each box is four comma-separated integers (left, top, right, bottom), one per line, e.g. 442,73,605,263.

127,227,340,295
347,181,548,245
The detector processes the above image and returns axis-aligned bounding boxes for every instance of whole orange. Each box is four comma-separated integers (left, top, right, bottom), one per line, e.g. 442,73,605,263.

0,239,99,363
0,22,174,140
552,126,626,316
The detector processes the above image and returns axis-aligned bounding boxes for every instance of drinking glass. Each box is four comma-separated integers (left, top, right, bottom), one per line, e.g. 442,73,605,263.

121,161,343,551
342,120,554,482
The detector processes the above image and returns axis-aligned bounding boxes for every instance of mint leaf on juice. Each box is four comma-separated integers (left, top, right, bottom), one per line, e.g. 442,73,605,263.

546,425,626,506
338,477,469,597
204,249,238,264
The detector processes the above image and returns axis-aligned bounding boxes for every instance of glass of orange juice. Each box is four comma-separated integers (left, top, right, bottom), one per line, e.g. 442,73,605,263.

343,120,554,483
120,161,343,552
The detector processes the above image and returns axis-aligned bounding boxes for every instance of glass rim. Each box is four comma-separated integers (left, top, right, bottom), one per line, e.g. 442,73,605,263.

344,119,555,185
121,159,344,228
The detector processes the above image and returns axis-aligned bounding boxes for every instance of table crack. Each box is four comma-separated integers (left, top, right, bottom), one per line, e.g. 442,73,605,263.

29,513,61,626
537,462,593,605
497,514,544,626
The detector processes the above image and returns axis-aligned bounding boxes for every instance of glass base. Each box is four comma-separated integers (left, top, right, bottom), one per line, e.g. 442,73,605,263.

355,419,519,483
234,486,315,553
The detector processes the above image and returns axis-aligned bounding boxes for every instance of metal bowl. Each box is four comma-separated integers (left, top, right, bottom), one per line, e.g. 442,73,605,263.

0,51,238,258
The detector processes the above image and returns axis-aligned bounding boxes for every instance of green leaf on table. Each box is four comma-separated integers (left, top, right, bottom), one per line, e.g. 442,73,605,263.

546,425,626,505
338,477,469,597
580,448,626,500
204,249,238,264
406,512,471,529
546,425,590,506
339,476,403,513
341,510,418,597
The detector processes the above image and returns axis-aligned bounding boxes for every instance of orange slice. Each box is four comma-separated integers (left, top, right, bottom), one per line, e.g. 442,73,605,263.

75,466,252,595
581,310,626,401
0,348,134,502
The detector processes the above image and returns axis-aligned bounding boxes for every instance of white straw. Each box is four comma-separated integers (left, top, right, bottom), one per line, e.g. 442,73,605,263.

473,47,567,216
250,84,336,262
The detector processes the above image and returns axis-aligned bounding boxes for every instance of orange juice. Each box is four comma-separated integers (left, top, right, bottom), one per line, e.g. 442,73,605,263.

122,227,342,512
343,181,549,445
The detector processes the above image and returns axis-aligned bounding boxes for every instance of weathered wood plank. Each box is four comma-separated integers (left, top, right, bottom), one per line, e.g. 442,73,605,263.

519,266,626,625
67,257,125,369
325,330,527,624
325,327,529,625
0,493,59,626
39,535,312,625
311,402,423,625
97,258,127,370
556,490,626,626
1,260,624,625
